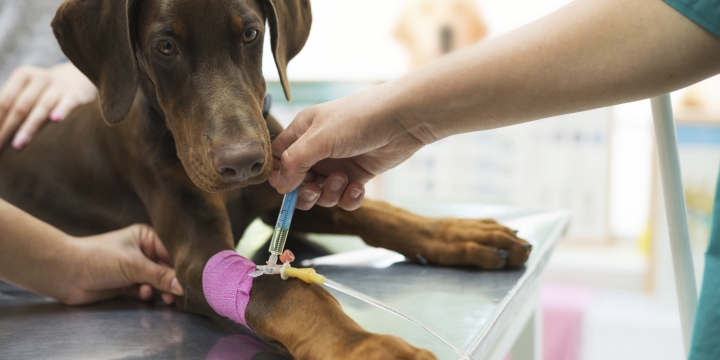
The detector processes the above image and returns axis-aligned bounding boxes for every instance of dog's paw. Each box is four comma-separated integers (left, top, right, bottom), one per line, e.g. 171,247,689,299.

412,217,532,269
345,334,437,360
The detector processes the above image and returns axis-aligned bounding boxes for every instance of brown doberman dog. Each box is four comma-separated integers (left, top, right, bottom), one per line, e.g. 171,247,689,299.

0,0,531,358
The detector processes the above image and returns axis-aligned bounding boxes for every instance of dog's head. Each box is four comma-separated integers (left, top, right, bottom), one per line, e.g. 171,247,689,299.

51,0,311,192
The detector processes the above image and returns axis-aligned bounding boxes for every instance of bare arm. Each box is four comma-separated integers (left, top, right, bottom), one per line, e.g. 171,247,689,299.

0,199,183,304
394,0,720,140
270,0,720,208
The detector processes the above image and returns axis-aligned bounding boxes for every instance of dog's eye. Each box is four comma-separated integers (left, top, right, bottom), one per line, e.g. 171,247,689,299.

243,29,258,43
156,41,176,56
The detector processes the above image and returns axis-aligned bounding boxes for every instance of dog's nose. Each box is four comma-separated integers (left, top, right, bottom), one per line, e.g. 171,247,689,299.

211,143,265,182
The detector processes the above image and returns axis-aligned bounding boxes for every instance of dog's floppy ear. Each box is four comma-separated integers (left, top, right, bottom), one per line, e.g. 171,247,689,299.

263,0,312,101
51,0,140,125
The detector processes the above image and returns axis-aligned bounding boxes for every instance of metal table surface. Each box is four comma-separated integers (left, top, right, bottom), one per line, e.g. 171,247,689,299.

0,206,568,360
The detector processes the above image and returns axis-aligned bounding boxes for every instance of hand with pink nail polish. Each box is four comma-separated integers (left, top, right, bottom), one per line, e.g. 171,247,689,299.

0,62,97,152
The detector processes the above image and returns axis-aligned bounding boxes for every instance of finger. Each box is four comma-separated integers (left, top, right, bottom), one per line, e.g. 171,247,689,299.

150,233,173,266
315,172,348,207
272,140,329,193
270,167,318,190
12,88,61,149
0,67,32,124
296,182,321,210
425,242,507,269
271,106,315,159
275,132,332,194
337,182,365,211
49,94,81,122
134,224,174,265
0,79,50,149
305,158,376,184
116,284,143,300
126,255,183,296
139,284,153,301
161,292,175,305
269,109,315,191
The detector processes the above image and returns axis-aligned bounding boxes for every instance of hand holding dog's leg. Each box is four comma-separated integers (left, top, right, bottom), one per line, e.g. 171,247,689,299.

65,224,184,305
0,199,182,305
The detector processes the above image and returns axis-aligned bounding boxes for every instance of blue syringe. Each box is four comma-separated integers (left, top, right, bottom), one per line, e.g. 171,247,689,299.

267,187,300,265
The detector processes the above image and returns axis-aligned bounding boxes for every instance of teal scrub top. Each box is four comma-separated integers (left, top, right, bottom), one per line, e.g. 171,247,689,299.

665,1,720,357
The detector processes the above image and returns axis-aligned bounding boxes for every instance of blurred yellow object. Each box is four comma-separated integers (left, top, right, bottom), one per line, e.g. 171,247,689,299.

394,0,487,69
283,266,326,285
639,224,652,257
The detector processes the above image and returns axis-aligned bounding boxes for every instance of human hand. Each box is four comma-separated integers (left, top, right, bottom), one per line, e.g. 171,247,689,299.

60,224,183,306
269,85,427,211
0,62,97,151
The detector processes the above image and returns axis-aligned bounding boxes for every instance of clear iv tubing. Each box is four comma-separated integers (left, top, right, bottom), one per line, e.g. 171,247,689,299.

268,187,300,264
323,279,470,360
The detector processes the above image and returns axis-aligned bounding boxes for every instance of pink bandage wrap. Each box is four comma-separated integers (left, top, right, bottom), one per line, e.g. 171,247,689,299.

202,250,257,330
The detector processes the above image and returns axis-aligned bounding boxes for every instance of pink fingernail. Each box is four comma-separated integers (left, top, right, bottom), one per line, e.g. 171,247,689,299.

12,133,28,150
330,177,346,191
302,189,319,202
50,113,63,122
350,188,363,199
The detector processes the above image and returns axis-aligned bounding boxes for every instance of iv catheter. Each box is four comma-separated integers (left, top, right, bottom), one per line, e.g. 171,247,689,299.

249,186,326,284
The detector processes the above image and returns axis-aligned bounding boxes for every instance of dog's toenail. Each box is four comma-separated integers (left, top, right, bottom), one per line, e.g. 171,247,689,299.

524,244,533,251
513,229,519,234
497,249,510,259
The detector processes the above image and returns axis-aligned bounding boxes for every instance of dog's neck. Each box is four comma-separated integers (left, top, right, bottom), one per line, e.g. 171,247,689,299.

137,73,164,121
129,73,183,163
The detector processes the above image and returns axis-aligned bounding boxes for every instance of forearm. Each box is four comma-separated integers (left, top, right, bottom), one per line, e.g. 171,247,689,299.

0,199,76,300
387,0,720,142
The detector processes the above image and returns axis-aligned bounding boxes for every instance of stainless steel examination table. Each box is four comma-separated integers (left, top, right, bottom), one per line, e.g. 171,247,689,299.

0,205,569,360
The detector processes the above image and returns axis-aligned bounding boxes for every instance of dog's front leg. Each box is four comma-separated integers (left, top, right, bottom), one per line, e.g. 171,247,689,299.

141,188,235,314
292,199,532,269
142,188,434,359
247,275,436,360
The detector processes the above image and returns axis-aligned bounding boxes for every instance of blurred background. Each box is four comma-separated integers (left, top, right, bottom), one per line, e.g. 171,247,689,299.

256,1,720,359
4,0,720,359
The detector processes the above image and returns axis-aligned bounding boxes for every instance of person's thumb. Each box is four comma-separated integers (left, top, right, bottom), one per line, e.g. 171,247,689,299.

274,134,332,193
128,258,184,296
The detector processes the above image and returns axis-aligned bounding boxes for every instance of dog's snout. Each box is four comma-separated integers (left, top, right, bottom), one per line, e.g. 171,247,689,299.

212,143,265,182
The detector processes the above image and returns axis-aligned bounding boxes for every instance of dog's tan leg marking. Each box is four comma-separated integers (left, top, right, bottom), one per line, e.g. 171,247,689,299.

246,275,437,360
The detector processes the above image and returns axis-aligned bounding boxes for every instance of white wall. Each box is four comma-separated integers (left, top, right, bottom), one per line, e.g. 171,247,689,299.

263,0,575,82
